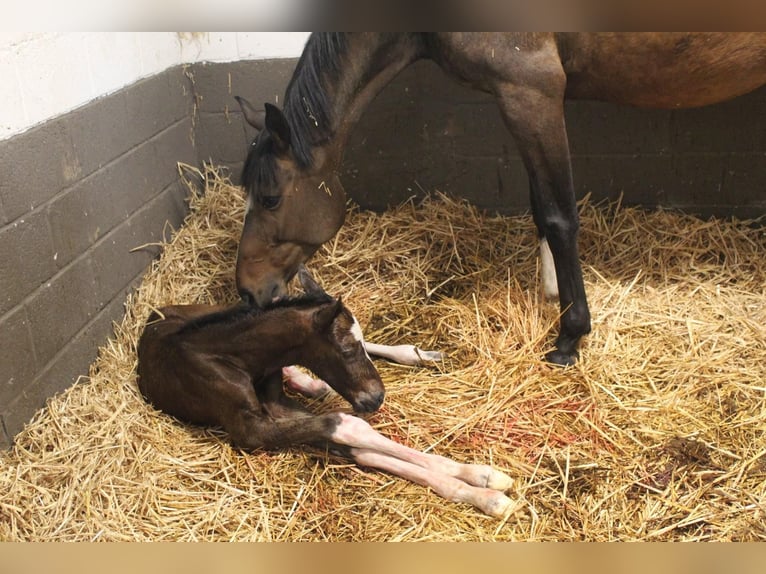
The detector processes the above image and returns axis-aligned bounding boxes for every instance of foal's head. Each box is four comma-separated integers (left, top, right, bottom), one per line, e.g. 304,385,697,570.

291,267,384,413
234,97,346,307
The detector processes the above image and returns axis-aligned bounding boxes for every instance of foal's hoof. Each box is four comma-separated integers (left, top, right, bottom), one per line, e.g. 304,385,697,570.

485,469,514,491
544,349,578,367
484,492,520,519
416,349,444,364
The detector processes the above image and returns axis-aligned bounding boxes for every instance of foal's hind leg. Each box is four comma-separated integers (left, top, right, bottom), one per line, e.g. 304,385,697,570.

494,77,591,365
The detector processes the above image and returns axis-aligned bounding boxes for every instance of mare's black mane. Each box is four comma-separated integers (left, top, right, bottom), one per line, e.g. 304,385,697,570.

241,33,348,195
283,33,348,167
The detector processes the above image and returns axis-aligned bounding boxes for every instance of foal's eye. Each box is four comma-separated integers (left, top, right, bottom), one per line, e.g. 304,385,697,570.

260,195,281,210
341,346,358,359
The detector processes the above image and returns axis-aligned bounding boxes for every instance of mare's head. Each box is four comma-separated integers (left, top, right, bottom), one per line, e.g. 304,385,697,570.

234,97,347,306
294,266,384,413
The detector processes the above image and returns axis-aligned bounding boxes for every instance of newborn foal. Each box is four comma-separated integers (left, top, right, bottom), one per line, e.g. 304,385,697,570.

137,274,515,517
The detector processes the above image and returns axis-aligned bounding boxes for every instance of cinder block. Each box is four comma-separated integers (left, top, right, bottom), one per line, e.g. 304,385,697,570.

123,70,191,151
47,140,162,269
567,100,672,156
89,184,189,306
0,120,77,221
32,288,127,404
0,209,57,317
66,91,131,178
0,306,38,411
670,87,766,154
194,59,297,114
24,256,100,368
152,118,197,180
721,153,766,215
195,112,249,164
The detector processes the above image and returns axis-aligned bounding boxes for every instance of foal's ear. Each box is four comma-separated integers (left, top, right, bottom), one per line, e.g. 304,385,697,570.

298,264,326,296
264,103,291,155
312,299,343,331
235,96,265,131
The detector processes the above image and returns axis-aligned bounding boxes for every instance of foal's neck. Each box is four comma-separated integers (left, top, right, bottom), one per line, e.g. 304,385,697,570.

287,33,424,169
184,307,312,374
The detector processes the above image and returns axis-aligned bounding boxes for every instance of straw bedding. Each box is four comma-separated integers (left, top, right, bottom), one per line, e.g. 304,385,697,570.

1,164,765,541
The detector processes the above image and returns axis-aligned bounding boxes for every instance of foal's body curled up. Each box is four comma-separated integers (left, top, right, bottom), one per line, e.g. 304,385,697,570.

137,272,515,517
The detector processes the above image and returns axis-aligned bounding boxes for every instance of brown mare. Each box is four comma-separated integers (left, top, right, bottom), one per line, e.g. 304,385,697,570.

137,267,515,517
234,33,766,366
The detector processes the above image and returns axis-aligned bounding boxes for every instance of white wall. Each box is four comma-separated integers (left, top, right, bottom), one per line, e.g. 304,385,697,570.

0,32,310,141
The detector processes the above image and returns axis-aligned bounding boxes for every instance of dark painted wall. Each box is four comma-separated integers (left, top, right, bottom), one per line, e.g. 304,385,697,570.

2,55,764,447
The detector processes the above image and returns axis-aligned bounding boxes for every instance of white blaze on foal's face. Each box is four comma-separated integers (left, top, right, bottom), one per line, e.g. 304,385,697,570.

350,316,371,360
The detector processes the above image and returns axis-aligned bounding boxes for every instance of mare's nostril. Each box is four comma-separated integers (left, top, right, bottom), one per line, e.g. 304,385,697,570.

239,289,256,306
270,283,283,302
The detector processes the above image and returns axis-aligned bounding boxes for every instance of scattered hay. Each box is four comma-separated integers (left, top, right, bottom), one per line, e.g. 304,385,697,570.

1,164,765,541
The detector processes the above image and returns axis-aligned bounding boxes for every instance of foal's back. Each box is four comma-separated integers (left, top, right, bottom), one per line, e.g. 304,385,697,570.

137,303,266,429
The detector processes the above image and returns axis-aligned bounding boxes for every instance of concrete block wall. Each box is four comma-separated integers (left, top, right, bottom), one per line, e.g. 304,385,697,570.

0,32,310,448
0,68,196,446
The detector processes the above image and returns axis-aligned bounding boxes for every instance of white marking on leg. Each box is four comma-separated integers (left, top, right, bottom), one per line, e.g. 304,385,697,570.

282,366,331,398
540,237,559,299
350,448,514,518
348,308,442,366
364,342,444,366
331,414,514,490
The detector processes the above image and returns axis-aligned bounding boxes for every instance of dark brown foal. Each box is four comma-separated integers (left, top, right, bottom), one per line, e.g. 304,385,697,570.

137,271,515,517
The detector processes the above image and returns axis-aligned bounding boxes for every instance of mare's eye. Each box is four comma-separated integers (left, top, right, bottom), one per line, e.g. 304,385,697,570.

260,195,281,210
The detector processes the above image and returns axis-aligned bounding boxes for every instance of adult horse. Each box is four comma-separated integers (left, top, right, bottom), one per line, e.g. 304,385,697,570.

234,33,766,366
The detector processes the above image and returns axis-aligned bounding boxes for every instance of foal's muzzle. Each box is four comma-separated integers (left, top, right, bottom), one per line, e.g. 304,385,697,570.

354,389,385,413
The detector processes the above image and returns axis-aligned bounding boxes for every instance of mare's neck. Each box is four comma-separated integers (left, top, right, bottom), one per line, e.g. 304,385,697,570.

287,33,423,170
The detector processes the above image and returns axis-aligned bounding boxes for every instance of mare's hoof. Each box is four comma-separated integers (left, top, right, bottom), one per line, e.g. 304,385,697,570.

544,349,578,367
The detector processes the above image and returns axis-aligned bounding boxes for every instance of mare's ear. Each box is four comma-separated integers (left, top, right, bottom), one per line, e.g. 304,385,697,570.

235,96,265,130
312,298,342,331
298,264,326,296
264,102,291,155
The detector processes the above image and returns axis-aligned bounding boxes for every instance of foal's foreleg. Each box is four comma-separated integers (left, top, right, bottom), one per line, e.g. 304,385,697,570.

326,414,514,517
279,375,513,491
351,448,514,518
330,414,513,490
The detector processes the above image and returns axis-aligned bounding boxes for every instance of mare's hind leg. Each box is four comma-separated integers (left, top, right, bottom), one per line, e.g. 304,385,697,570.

494,76,591,366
